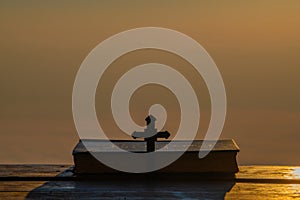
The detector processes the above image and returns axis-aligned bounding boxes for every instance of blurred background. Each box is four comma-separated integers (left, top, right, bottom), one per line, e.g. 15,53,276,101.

0,1,299,165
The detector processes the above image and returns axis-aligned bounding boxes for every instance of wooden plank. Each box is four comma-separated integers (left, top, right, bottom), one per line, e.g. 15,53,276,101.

1,185,298,200
1,181,300,199
1,165,300,181
1,180,235,199
0,192,28,200
0,165,70,177
0,165,300,199
0,181,45,192
238,166,300,179
226,183,300,200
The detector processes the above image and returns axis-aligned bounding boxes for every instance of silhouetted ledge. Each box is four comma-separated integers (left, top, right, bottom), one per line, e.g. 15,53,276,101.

73,139,239,176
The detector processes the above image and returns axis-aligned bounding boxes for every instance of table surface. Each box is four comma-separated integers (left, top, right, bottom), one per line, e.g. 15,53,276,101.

0,165,300,199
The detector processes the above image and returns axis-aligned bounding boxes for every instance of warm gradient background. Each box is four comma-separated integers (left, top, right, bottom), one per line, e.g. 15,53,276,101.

1,1,299,165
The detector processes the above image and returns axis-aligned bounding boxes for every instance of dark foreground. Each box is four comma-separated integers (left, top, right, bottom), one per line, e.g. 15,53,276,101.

0,165,300,199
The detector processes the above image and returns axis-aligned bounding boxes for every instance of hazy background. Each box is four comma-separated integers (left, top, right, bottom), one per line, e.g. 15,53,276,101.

1,1,299,165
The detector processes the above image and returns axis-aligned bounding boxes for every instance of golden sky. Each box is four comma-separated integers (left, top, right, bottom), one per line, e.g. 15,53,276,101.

0,1,300,165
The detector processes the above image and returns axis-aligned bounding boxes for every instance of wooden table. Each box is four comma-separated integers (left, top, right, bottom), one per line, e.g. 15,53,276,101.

0,165,300,199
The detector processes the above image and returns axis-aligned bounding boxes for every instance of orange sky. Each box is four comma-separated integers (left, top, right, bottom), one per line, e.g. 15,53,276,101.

0,1,300,165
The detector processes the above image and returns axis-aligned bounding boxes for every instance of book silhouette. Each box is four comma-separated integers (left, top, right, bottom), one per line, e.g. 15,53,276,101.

73,115,239,176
